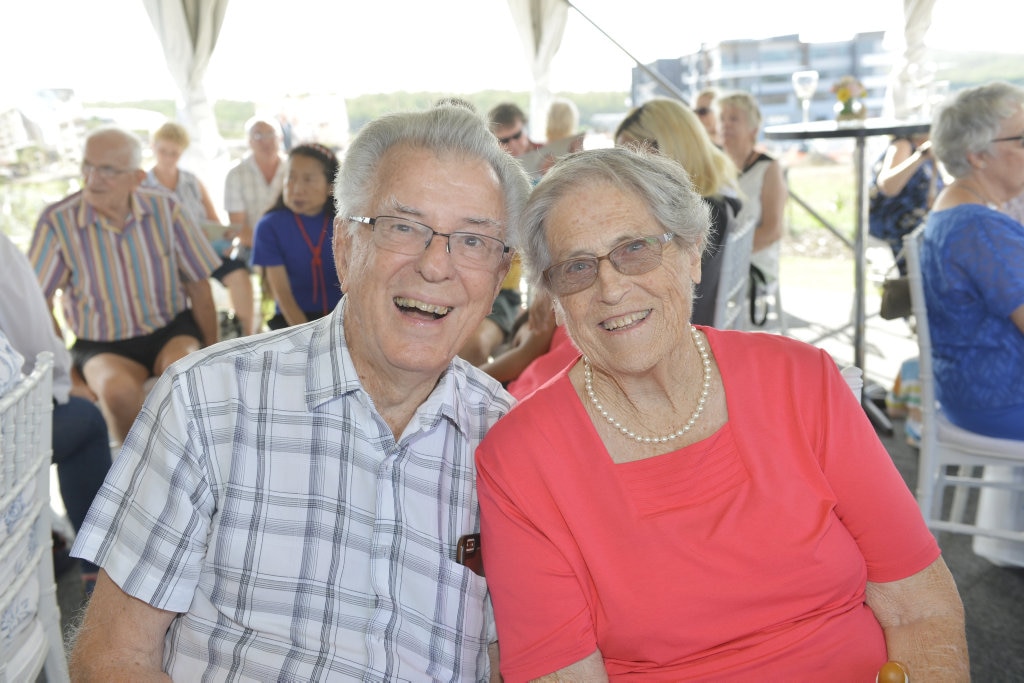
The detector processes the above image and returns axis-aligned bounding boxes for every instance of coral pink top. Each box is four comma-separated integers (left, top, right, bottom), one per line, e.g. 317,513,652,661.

506,325,578,400
477,327,939,681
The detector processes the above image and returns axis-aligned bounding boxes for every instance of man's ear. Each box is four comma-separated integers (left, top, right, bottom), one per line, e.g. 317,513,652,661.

333,216,352,290
493,251,514,299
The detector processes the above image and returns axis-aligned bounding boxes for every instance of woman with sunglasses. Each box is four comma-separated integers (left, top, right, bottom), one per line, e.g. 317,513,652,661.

476,146,967,681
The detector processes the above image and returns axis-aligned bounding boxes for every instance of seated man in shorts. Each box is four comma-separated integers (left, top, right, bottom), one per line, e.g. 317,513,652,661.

30,126,221,444
458,254,523,365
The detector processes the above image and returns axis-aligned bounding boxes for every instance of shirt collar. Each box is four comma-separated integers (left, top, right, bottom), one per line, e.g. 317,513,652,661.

304,297,468,437
76,190,149,232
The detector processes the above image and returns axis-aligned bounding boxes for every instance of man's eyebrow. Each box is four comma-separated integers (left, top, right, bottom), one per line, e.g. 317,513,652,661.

388,199,503,232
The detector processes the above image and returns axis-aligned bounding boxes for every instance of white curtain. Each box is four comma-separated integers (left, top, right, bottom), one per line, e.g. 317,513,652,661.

507,0,569,142
890,0,937,119
142,0,230,161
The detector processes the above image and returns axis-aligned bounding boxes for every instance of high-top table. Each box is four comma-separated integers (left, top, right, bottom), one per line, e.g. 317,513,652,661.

764,118,931,432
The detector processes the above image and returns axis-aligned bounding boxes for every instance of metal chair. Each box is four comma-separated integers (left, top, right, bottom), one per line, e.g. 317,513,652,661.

903,227,1024,561
0,351,70,682
713,214,756,330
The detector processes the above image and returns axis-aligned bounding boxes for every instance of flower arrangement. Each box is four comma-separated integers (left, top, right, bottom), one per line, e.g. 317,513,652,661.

831,75,866,119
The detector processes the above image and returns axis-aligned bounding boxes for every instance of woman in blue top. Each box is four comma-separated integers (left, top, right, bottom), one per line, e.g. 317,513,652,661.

252,143,342,330
924,81,1024,441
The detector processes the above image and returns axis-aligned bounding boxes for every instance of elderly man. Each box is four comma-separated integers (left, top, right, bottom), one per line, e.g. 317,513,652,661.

224,116,287,255
223,116,287,335
69,106,531,680
29,126,220,444
487,102,541,159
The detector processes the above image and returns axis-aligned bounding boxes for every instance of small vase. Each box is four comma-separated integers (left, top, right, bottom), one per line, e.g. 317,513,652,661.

834,99,867,123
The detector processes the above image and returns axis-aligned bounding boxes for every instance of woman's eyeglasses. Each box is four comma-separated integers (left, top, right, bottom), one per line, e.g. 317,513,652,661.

543,233,675,296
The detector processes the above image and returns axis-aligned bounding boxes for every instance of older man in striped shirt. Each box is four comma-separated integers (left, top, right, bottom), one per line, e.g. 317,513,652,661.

29,126,221,444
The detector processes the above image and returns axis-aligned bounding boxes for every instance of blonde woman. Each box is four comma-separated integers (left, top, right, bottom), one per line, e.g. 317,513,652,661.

144,122,256,336
615,98,741,325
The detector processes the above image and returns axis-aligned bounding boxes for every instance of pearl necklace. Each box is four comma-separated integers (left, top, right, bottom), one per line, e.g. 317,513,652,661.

583,325,711,444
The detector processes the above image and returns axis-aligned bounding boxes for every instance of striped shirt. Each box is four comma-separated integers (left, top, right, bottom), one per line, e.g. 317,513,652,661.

29,188,221,342
71,302,514,681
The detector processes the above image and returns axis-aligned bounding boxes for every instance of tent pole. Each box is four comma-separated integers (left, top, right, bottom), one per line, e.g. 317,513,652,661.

563,0,689,105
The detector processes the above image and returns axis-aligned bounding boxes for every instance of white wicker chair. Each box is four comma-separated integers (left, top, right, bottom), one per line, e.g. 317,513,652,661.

712,214,756,330
904,227,1024,563
0,351,70,682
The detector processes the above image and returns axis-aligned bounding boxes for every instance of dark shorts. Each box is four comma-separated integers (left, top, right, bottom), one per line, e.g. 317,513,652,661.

487,288,523,338
210,255,250,282
266,311,330,330
71,310,202,374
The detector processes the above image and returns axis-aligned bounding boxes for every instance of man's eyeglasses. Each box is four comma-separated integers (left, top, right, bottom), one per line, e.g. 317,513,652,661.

498,129,524,145
81,162,134,180
350,216,510,270
694,107,712,116
543,233,676,296
991,134,1024,148
250,132,277,141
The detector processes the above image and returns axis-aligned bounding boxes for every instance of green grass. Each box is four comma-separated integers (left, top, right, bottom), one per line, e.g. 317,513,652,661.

784,163,858,241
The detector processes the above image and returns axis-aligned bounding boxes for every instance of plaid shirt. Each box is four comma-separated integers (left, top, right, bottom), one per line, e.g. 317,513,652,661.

224,153,286,229
72,302,514,681
29,188,220,341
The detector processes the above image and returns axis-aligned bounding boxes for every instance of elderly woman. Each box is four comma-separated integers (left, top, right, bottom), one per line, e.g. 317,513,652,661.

925,81,1024,568
925,81,1024,440
719,92,788,284
615,98,740,326
476,147,968,681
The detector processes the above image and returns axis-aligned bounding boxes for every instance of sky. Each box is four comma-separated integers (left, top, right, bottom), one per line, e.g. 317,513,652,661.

1,0,1016,104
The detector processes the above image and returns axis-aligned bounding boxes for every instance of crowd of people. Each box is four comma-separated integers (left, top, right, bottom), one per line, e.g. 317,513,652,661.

8,78,1024,679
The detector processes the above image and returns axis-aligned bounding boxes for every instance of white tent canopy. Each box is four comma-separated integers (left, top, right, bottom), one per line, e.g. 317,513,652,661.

139,0,940,159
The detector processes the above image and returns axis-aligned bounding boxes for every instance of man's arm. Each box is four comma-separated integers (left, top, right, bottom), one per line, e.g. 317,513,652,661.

70,570,178,682
184,279,218,347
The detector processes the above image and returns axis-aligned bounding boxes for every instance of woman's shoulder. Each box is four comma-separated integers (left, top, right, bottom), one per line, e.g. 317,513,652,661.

701,326,831,376
486,371,576,437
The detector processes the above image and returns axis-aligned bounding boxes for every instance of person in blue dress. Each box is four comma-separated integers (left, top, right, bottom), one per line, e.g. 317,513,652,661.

924,81,1024,441
252,143,342,329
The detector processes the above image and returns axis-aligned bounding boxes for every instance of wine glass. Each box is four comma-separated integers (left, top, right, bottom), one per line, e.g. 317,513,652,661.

792,70,819,124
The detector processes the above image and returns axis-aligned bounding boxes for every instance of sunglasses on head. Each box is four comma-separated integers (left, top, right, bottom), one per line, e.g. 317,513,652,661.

498,129,524,145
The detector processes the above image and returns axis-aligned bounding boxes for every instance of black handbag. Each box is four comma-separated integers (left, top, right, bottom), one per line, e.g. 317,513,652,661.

879,247,913,320
879,275,912,320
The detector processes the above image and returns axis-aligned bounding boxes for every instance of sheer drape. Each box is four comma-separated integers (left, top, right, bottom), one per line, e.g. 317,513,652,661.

507,0,569,141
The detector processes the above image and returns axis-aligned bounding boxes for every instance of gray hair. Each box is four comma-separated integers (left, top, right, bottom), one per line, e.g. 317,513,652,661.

931,81,1024,178
334,105,531,247
85,126,142,169
244,115,282,138
519,146,711,291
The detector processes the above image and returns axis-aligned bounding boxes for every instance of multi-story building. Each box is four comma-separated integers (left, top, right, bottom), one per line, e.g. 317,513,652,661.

632,31,892,126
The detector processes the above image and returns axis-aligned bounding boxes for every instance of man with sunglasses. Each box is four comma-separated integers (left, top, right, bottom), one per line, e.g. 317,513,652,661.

29,126,221,445
454,103,542,367
69,106,531,681
488,102,541,159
